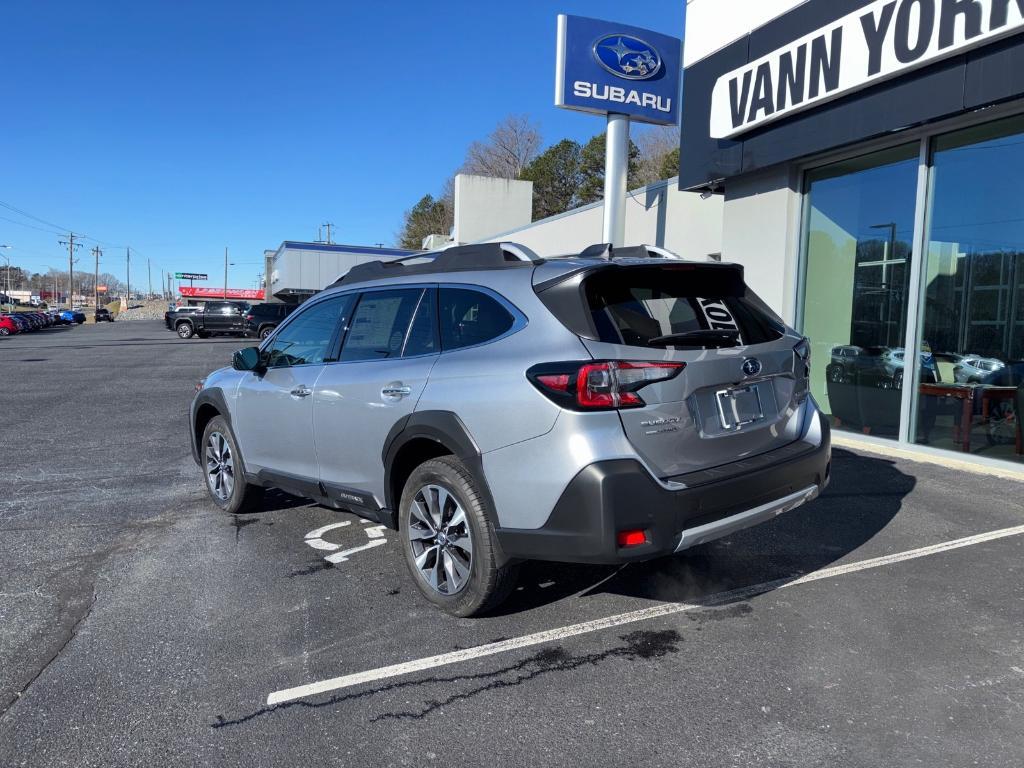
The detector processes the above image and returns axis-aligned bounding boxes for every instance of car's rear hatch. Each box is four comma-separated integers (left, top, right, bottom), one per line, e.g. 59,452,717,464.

534,260,809,479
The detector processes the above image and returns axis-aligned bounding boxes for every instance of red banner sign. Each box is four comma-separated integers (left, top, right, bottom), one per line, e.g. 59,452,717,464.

179,287,265,300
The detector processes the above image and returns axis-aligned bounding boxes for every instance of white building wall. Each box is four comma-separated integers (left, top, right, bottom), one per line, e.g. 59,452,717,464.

720,166,803,323
454,175,533,245
272,247,393,294
479,179,724,264
684,0,806,66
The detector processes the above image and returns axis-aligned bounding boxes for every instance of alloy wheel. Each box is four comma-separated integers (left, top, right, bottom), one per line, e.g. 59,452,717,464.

205,431,235,501
407,484,473,595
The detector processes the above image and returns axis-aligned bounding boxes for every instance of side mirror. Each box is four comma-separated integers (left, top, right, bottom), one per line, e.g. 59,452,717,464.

233,346,264,373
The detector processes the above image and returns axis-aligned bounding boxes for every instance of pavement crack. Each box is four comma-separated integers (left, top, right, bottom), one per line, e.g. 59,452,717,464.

0,589,98,721
210,628,684,729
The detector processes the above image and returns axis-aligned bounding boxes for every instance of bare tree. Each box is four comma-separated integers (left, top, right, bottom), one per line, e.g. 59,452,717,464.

633,125,680,187
461,115,543,179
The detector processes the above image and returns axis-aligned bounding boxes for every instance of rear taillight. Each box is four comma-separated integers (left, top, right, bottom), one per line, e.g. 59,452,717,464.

794,339,811,403
245,314,254,321
529,361,684,411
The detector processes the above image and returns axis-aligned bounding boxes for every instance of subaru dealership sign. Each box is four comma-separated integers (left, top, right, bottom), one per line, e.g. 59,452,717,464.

555,14,681,126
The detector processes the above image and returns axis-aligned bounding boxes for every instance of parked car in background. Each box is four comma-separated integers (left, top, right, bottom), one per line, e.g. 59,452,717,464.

164,305,201,329
243,302,297,339
95,307,114,322
0,315,19,336
60,309,86,324
173,301,250,339
829,345,864,382
880,348,938,388
954,357,1005,383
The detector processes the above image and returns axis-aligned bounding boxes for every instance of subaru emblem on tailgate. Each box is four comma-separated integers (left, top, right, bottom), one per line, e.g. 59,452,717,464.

742,358,762,377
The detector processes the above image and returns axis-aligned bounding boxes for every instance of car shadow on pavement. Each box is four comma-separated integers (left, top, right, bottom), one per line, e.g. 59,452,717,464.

241,488,319,514
493,449,914,616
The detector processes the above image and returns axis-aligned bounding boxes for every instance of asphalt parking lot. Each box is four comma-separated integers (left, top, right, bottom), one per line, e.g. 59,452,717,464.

1,319,1023,767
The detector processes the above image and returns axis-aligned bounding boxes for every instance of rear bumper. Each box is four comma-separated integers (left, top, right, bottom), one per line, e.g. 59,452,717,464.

495,416,830,565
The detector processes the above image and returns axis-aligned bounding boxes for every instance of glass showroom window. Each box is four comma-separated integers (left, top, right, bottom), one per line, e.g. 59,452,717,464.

800,144,919,439
913,116,1024,464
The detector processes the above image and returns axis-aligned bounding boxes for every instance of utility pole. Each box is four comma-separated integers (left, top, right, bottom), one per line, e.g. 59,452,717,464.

92,246,102,311
224,246,228,299
321,222,334,245
0,245,12,310
147,258,152,300
126,247,131,308
58,233,82,309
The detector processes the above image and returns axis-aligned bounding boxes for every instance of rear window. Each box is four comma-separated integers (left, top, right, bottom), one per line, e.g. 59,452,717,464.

580,265,785,348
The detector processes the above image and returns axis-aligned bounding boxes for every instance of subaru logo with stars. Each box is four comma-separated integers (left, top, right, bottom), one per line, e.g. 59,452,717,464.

593,34,662,81
742,358,762,378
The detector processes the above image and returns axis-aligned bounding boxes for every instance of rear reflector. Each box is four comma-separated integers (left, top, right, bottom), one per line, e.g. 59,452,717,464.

617,530,647,547
528,360,684,411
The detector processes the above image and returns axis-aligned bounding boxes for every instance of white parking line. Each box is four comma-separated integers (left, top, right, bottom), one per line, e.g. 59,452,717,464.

324,539,387,564
266,524,1024,706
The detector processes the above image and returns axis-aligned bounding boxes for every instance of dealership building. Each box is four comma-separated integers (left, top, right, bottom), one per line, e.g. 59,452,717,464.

677,0,1024,470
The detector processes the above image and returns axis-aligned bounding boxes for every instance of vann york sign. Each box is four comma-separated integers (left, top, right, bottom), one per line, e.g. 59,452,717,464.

711,0,1024,139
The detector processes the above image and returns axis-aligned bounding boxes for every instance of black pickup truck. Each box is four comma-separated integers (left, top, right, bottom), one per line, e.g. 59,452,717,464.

171,301,250,339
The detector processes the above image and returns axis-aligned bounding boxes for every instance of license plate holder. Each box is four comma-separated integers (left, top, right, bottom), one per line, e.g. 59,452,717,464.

715,385,764,430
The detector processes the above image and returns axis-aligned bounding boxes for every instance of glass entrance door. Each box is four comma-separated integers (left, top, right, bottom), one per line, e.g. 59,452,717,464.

801,144,920,439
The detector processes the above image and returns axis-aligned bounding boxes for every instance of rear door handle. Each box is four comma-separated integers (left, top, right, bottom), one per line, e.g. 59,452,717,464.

290,386,312,398
381,383,412,399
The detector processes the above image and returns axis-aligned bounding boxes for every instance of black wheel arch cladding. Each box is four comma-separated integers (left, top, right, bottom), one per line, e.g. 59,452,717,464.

382,410,503,534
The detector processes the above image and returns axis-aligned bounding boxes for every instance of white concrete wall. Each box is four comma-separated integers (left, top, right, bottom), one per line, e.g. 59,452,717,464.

272,248,386,293
720,165,803,322
684,0,807,66
479,179,724,264
454,175,533,245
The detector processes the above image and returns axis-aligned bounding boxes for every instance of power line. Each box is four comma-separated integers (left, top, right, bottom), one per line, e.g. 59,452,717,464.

0,213,65,236
0,199,73,233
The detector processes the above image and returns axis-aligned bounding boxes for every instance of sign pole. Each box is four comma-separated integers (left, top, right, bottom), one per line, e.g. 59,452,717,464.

602,113,630,247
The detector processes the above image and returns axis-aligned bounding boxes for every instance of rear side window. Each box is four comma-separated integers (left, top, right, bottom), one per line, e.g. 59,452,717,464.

581,265,785,348
341,288,426,362
439,288,515,351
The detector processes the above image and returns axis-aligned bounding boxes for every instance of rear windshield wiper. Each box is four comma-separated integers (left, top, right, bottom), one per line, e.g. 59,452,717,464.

646,330,741,348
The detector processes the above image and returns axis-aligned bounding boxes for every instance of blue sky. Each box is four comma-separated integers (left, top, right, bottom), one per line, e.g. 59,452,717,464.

2,1,684,290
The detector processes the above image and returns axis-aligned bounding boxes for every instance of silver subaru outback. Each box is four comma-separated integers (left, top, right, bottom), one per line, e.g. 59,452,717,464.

190,243,830,616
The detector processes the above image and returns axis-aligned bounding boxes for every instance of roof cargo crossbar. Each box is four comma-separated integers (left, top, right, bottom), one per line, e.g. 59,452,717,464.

330,242,543,287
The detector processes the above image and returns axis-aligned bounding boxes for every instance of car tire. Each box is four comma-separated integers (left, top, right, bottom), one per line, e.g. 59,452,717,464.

177,322,194,339
259,326,274,340
200,416,263,515
196,331,210,339
0,328,8,336
399,456,519,617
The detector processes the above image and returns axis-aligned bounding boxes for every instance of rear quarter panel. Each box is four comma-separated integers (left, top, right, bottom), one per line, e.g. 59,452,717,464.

415,277,590,454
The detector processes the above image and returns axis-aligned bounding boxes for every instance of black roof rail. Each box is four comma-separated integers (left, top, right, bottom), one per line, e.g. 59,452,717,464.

329,242,544,287
577,243,682,261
